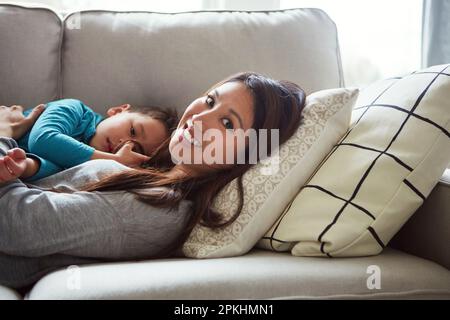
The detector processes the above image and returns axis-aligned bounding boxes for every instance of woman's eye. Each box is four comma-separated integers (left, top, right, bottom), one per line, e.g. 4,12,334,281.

130,126,136,137
222,118,234,130
206,95,215,108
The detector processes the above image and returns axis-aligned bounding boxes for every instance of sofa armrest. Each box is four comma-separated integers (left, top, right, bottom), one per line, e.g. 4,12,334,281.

389,168,450,269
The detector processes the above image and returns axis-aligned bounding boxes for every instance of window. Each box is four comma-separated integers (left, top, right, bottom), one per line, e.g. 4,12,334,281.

281,0,423,86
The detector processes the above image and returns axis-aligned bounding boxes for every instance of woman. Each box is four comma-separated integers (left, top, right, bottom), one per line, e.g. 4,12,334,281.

0,72,306,290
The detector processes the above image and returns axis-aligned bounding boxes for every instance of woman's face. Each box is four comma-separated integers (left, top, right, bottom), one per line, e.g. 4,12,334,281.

169,81,254,174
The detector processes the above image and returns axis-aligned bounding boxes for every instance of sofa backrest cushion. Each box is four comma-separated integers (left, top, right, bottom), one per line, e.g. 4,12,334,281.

61,8,344,114
0,6,344,114
0,4,62,107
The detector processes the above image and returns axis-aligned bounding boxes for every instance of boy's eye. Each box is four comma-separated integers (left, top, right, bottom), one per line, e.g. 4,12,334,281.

130,126,136,137
222,118,233,130
206,95,215,108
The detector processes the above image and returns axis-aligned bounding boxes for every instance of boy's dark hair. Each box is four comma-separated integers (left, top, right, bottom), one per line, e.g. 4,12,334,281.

128,105,179,170
128,105,178,134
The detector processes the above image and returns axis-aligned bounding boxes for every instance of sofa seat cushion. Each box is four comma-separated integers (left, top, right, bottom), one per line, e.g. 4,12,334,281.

0,285,21,300
25,248,450,299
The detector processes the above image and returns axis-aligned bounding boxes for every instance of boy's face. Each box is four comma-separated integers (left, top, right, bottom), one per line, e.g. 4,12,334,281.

89,104,168,156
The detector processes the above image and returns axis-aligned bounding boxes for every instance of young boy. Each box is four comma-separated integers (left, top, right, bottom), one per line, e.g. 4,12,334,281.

0,99,177,182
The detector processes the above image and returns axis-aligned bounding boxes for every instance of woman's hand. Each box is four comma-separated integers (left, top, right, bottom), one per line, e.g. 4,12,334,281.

0,148,28,183
0,104,45,139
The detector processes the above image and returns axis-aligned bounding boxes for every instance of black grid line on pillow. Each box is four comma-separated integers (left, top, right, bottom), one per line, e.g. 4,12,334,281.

262,64,450,256
262,198,295,250
352,104,450,138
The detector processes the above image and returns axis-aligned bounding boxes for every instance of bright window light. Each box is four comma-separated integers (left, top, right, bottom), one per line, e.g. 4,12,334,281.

281,0,423,86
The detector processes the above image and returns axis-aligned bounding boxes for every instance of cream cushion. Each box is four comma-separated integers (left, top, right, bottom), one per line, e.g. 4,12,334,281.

25,248,450,300
182,88,359,258
257,64,450,257
0,285,21,300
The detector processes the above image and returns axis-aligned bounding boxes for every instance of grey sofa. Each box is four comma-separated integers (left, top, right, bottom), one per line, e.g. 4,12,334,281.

0,4,449,300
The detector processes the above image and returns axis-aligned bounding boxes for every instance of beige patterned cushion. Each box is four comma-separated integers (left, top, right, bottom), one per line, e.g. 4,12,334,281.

182,88,359,258
257,64,450,257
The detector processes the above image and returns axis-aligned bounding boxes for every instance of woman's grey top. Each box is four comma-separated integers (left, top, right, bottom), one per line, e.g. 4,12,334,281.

0,137,194,289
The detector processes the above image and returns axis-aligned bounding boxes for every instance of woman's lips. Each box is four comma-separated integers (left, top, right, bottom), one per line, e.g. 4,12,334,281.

177,119,189,143
176,117,202,147
177,127,201,147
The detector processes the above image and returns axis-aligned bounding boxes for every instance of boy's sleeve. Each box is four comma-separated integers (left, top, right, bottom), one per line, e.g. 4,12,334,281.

26,100,96,169
23,153,63,182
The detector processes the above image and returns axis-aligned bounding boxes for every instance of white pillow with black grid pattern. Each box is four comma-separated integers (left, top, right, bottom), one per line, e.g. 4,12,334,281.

257,64,450,257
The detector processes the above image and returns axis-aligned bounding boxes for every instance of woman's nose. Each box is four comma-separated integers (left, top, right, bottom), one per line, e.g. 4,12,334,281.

191,110,214,129
191,114,200,123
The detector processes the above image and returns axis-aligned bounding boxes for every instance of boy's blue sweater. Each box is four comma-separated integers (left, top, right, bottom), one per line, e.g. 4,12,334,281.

17,99,104,181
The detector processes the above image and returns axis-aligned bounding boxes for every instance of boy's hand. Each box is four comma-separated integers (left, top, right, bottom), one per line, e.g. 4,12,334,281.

0,148,28,182
114,141,150,168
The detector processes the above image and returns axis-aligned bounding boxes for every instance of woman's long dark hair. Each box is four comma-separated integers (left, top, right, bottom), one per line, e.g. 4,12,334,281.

79,72,306,259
